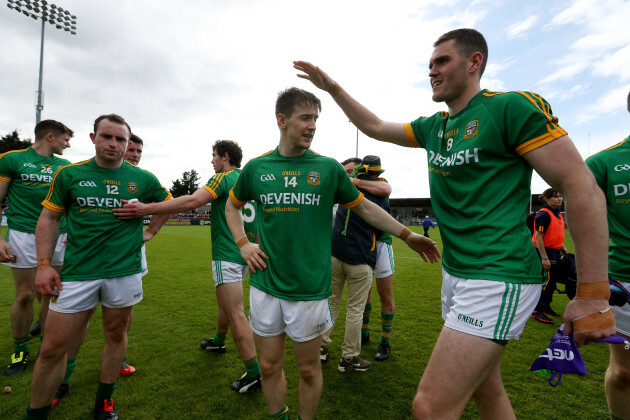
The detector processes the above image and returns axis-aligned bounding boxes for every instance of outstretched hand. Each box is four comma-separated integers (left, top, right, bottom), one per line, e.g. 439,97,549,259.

112,199,148,220
404,233,441,263
293,61,336,92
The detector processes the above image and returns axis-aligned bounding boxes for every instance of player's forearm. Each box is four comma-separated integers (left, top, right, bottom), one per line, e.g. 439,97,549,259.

353,178,391,197
534,232,548,259
146,190,209,215
563,178,608,284
147,213,170,233
225,199,247,242
35,211,61,260
352,199,406,239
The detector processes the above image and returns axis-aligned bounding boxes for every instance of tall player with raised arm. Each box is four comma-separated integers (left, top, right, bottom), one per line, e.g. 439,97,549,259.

225,87,440,420
295,28,615,419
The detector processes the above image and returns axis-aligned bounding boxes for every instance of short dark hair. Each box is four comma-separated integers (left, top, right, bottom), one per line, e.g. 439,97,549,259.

130,133,143,145
539,188,561,203
627,90,630,113
34,120,73,141
213,140,243,168
93,114,131,139
275,87,321,118
341,157,361,166
434,28,488,77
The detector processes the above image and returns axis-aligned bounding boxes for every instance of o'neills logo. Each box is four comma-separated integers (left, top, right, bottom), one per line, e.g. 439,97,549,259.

458,313,483,327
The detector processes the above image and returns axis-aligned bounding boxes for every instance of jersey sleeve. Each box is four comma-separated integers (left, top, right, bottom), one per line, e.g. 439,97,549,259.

334,162,364,209
534,211,551,233
230,162,253,207
42,167,68,213
0,152,15,182
585,154,606,192
203,172,228,200
499,92,568,156
405,112,448,149
143,171,172,203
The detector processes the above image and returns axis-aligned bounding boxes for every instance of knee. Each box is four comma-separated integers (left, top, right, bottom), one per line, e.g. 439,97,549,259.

14,290,35,306
259,357,282,377
607,363,630,388
412,392,433,419
38,341,65,362
104,328,127,344
297,362,320,383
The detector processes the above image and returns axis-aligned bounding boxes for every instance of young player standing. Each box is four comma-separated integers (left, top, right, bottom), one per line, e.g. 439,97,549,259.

295,28,615,419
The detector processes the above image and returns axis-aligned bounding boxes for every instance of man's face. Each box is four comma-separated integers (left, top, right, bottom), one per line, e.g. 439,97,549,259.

90,119,129,164
125,140,143,166
211,149,228,174
280,104,318,151
428,39,470,104
50,133,71,155
343,162,358,176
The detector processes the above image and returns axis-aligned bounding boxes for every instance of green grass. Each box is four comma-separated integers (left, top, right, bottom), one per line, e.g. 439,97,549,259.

0,226,612,419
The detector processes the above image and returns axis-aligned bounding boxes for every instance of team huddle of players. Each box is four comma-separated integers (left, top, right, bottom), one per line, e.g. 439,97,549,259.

1,27,628,420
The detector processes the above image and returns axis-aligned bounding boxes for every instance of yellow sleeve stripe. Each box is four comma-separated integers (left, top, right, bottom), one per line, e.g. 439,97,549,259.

43,159,91,203
515,125,568,156
586,140,627,162
404,123,420,148
0,176,10,182
206,172,226,192
0,148,29,159
42,200,65,213
202,185,218,200
229,189,247,207
342,193,365,209
161,191,173,202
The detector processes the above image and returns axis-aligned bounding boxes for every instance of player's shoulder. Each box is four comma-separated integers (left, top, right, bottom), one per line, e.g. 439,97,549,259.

57,158,92,173
482,89,551,109
587,139,628,164
0,148,30,161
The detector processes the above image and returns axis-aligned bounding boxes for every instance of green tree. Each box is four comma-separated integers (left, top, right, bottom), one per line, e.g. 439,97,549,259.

0,130,32,154
170,169,200,197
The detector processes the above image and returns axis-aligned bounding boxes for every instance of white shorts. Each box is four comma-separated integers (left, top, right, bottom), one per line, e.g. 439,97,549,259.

249,287,333,342
49,273,143,314
3,230,66,268
441,268,540,341
140,244,148,276
374,241,395,278
612,280,630,336
212,260,248,287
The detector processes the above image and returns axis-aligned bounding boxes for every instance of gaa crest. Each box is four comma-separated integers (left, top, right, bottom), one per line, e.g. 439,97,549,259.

127,182,138,193
463,120,479,139
307,171,320,186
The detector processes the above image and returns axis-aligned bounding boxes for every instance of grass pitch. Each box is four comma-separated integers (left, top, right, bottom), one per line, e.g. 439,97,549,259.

0,226,612,419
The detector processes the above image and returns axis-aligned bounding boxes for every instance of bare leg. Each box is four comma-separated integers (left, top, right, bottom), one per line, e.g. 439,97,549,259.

100,306,133,384
215,282,256,360
28,309,92,408
293,335,324,420
375,275,395,315
10,268,38,339
605,331,630,420
254,333,287,415
412,327,511,420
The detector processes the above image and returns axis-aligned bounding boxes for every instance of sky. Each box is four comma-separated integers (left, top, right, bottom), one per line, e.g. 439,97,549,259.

1,0,629,198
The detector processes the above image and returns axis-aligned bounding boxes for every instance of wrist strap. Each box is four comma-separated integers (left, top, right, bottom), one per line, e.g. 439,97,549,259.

146,227,158,236
576,281,611,300
399,227,411,241
236,237,249,249
37,258,51,267
572,307,615,333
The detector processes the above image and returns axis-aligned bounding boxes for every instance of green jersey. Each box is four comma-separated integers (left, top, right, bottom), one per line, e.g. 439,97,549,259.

376,178,392,244
203,168,257,264
586,137,630,282
230,148,363,301
405,89,567,284
0,147,71,233
42,158,171,281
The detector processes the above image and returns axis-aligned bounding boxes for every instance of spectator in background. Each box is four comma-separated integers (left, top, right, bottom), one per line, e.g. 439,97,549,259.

421,215,435,238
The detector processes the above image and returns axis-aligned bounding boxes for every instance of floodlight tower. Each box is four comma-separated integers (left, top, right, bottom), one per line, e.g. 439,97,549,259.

6,0,77,124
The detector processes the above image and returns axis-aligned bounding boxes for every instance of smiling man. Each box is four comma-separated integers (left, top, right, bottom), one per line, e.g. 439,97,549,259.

25,114,171,420
295,28,615,419
224,87,440,420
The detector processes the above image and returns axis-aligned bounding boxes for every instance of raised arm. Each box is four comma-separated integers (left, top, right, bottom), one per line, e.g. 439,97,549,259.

524,135,615,345
225,198,268,273
351,199,441,263
113,188,212,220
35,208,63,296
294,61,410,146
352,178,391,197
0,180,12,262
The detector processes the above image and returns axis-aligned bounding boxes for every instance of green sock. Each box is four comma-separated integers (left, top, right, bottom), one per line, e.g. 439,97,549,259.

380,311,395,344
212,332,227,346
362,302,372,337
244,356,261,380
95,381,116,403
13,335,30,354
24,405,51,420
62,358,77,385
268,406,288,420
609,413,624,420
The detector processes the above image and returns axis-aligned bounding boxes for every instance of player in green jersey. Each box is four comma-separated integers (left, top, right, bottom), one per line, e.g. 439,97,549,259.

295,28,615,419
24,114,171,420
0,119,73,377
585,91,630,420
225,87,440,420
113,139,262,393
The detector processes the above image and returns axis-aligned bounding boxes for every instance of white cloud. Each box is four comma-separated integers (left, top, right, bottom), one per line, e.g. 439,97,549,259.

506,15,539,39
574,84,630,125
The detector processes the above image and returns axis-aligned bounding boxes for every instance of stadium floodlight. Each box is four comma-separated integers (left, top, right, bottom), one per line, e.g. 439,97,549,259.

6,0,77,124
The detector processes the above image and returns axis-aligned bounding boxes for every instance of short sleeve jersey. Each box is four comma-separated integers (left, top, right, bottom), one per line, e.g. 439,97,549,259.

230,148,364,301
586,137,630,282
0,147,71,233
404,90,567,283
203,168,257,264
42,158,171,281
